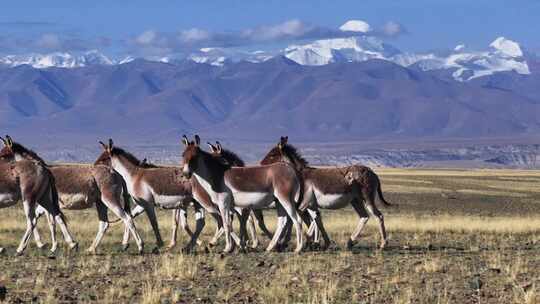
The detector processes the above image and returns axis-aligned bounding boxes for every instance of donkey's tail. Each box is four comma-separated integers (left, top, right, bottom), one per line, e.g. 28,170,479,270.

120,178,132,215
108,178,134,225
375,173,394,208
49,173,68,223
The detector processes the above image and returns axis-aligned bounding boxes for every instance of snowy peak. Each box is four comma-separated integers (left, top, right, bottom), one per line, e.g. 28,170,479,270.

489,37,523,57
0,51,113,68
285,36,400,66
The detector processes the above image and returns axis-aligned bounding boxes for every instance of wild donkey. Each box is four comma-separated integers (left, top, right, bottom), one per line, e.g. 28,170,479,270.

261,136,392,249
100,141,258,251
3,136,144,254
0,136,78,255
207,141,274,248
95,139,234,253
181,135,304,253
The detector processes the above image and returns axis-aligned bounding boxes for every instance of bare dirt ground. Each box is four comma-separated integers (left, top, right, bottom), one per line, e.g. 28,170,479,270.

0,168,539,303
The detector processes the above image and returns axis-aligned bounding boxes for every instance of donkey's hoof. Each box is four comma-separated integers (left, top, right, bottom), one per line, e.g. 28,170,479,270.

14,250,23,257
181,246,194,255
121,243,130,252
151,247,160,254
347,239,355,250
0,248,5,254
69,242,79,252
165,245,175,252
86,247,97,255
379,241,387,250
36,243,48,250
47,252,57,259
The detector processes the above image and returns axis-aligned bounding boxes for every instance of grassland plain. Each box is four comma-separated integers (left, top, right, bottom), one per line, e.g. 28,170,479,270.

0,168,539,303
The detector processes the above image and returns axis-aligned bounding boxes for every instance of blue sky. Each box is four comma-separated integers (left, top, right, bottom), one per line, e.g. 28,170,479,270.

1,0,539,56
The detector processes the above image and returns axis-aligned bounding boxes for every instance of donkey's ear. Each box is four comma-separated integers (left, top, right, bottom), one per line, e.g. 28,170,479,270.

5,135,13,147
99,141,108,151
0,136,6,146
207,142,217,152
215,141,222,153
108,138,114,150
280,136,288,145
182,135,189,146
194,135,200,146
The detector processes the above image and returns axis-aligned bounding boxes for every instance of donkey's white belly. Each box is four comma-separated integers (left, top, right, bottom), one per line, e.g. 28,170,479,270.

232,191,273,208
314,189,352,209
154,194,189,209
59,193,90,209
0,193,19,208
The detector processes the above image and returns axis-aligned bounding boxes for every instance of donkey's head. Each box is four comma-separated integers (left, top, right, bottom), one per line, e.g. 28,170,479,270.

94,139,114,166
0,135,15,162
208,141,245,167
260,136,288,165
181,134,201,178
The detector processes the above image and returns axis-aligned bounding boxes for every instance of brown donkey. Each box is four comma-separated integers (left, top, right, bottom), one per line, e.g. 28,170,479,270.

0,137,78,255
207,141,274,248
95,139,231,252
181,135,304,253
3,136,144,254
261,136,392,249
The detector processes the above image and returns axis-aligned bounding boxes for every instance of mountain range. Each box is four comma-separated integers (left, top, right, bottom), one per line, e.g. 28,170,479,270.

1,20,539,148
1,53,539,146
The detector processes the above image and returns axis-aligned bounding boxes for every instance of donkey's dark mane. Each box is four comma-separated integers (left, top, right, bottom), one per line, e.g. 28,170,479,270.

281,143,309,168
11,142,47,165
219,148,245,167
139,158,160,168
199,147,231,170
111,147,144,166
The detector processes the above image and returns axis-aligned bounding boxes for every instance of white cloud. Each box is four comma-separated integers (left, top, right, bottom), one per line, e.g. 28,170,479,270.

380,21,406,37
179,28,210,42
36,33,61,49
136,30,157,45
339,20,371,33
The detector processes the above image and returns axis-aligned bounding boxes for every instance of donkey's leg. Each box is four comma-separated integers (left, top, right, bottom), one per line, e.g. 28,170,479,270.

218,196,234,254
208,212,224,246
40,187,77,250
277,217,293,251
246,210,259,249
53,212,78,251
137,199,164,249
307,208,331,249
16,199,37,255
348,199,370,250
32,205,47,249
87,200,109,254
266,204,288,252
277,196,304,253
167,209,181,250
45,210,58,253
102,195,144,254
183,206,205,253
119,203,144,250
236,208,250,251
252,209,273,240
363,191,387,249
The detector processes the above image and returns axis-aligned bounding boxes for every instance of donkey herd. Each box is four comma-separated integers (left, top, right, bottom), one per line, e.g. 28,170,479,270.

0,134,392,256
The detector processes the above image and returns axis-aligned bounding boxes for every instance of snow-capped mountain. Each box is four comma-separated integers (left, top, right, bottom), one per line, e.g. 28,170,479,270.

406,37,530,81
0,50,113,68
284,36,401,66
0,19,532,82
